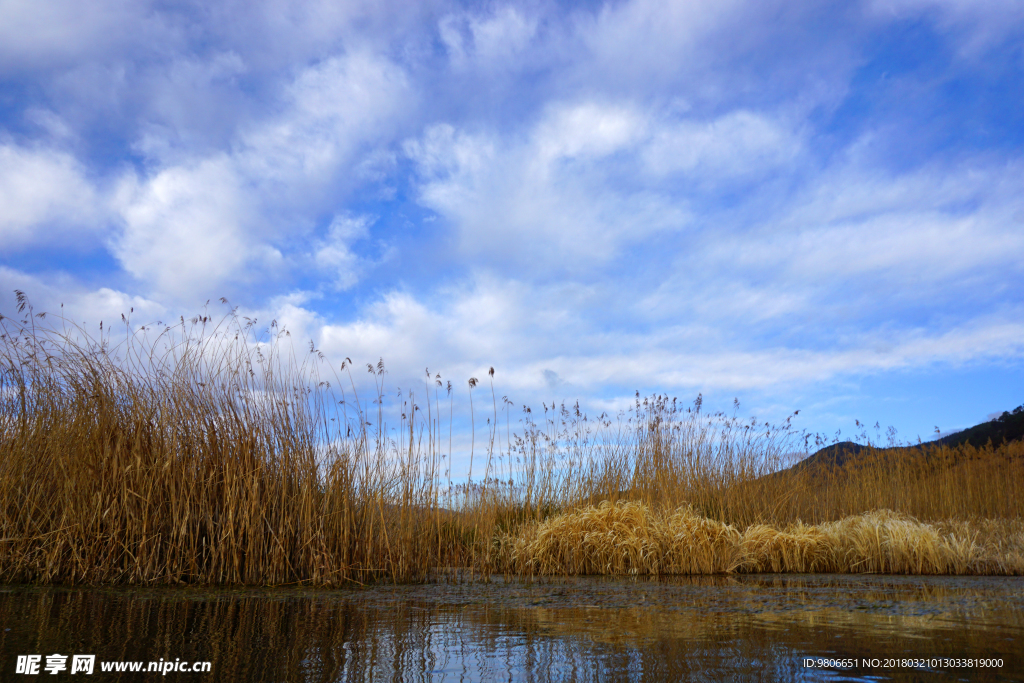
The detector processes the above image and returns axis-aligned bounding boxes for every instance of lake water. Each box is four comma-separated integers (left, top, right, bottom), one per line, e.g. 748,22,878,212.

2,574,1021,681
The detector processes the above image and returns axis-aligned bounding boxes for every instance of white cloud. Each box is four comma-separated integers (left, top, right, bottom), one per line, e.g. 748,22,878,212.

238,50,410,198
866,0,1024,53
247,271,1024,428
405,111,679,269
315,214,372,290
440,6,539,71
563,315,1024,395
568,0,761,96
23,109,77,141
470,6,537,65
406,101,809,271
110,50,411,299
305,276,600,394
404,124,494,183
766,161,1024,289
630,156,1024,341
534,102,646,161
219,0,441,68
0,265,165,326
112,155,260,300
130,51,249,163
0,144,100,249
0,0,172,71
643,110,802,179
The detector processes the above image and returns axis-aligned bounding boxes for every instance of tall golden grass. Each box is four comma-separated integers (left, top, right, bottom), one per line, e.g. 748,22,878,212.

1,296,1021,584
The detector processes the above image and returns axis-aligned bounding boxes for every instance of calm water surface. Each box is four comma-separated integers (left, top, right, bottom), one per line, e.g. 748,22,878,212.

1,574,1021,682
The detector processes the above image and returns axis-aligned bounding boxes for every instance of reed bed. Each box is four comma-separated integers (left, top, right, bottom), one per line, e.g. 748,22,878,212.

0,299,460,585
1,295,1021,585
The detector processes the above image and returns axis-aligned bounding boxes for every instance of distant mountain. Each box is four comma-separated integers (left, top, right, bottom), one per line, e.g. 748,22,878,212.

932,404,1024,449
792,403,1024,472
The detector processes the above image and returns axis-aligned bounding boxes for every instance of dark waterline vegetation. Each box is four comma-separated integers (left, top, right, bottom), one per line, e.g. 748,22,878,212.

1,295,1022,586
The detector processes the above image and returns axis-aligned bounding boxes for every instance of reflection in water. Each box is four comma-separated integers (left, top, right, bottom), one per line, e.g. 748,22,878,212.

1,575,1021,681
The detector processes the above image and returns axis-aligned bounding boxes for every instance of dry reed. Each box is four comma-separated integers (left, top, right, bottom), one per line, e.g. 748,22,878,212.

504,503,1023,576
1,295,1021,585
502,501,743,576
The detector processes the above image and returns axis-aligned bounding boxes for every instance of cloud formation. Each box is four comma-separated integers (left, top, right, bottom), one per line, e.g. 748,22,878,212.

0,144,100,249
2,0,1023,452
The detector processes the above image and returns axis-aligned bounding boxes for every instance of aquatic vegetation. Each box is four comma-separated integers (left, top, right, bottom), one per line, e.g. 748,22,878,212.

1,295,1021,585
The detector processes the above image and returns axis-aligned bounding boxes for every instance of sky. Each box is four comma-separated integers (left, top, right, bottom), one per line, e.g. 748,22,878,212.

1,0,1023,468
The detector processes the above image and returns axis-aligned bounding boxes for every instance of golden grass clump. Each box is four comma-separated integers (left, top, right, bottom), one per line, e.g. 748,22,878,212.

506,503,1024,577
740,521,829,573
742,509,992,575
820,509,975,574
504,501,743,576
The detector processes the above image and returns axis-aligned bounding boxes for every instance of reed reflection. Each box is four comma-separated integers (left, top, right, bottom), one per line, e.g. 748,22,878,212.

1,575,1020,682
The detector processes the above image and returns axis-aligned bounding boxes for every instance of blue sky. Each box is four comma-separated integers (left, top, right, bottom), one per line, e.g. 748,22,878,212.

2,0,1023,466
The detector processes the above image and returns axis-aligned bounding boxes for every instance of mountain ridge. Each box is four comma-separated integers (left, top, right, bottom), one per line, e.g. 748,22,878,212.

793,403,1024,472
